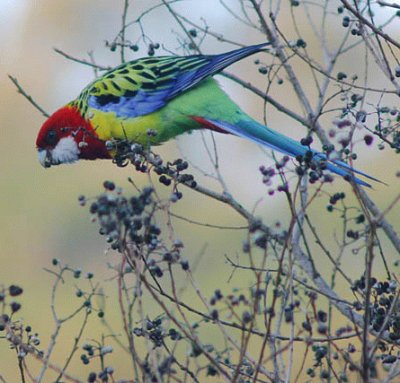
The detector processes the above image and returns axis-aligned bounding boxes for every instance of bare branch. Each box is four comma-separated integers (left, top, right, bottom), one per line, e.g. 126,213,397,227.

53,48,110,70
377,1,400,9
8,75,49,118
340,0,400,50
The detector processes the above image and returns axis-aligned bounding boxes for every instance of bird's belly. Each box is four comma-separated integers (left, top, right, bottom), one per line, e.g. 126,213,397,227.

88,108,197,146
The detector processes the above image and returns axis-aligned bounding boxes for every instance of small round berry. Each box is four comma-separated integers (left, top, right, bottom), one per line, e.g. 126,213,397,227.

103,181,115,191
10,302,21,313
180,259,189,271
9,285,23,297
242,311,252,324
364,134,373,145
88,372,97,383
258,66,268,75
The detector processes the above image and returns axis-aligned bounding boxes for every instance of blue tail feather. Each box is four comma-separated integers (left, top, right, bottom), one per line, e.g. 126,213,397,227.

203,118,378,188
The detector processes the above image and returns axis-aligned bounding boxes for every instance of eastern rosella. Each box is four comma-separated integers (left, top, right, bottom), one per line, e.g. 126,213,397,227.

36,43,377,187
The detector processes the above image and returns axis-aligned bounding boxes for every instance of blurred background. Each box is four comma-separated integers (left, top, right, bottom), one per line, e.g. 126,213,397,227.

0,0,399,380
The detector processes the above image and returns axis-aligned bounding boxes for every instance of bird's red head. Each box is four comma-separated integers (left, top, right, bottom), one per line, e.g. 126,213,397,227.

36,105,110,168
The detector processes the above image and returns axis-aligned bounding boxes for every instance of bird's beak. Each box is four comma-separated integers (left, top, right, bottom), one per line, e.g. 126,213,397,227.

37,149,53,168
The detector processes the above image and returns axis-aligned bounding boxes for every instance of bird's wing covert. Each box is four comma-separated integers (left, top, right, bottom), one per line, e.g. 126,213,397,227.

76,43,269,119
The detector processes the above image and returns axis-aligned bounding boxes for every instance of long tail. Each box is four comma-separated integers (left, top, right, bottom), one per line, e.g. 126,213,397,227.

196,117,380,187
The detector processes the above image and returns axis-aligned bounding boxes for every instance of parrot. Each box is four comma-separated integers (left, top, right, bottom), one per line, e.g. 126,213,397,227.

36,43,378,187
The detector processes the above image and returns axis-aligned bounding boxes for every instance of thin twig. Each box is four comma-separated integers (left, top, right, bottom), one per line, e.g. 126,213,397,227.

53,48,110,70
340,0,400,50
8,75,49,118
377,0,400,9
120,0,130,63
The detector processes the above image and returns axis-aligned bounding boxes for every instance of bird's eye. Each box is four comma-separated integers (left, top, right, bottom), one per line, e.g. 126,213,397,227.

46,129,58,145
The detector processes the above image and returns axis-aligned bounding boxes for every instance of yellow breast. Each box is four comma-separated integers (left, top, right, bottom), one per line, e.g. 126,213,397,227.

88,108,165,146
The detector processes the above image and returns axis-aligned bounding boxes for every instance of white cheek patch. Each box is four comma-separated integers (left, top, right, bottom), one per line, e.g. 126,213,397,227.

51,136,80,164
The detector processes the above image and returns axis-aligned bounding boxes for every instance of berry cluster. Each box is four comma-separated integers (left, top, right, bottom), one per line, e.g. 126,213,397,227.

85,182,191,278
87,183,158,252
81,342,115,382
0,284,42,359
295,149,333,185
107,140,196,200
133,317,179,348
106,38,161,56
353,276,400,340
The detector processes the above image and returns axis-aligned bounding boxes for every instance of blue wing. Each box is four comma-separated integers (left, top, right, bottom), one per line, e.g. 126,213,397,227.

83,43,270,118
